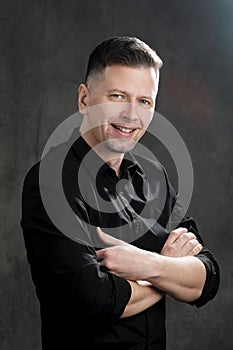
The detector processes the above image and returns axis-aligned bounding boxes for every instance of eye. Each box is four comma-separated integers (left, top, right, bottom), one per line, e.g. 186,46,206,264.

110,94,125,100
140,99,151,106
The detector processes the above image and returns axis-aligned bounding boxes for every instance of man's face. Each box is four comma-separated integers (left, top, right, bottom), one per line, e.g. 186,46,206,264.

78,65,159,154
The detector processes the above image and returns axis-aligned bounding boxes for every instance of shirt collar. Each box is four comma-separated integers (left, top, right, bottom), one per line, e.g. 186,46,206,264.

71,128,143,179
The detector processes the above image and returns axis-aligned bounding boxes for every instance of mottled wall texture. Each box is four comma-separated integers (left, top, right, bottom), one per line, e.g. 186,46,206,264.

1,0,232,349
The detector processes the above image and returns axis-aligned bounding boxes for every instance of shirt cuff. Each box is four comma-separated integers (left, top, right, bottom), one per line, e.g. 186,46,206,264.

111,275,132,319
191,250,220,307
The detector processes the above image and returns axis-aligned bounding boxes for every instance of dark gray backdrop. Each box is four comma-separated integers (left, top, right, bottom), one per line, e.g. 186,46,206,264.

1,0,232,349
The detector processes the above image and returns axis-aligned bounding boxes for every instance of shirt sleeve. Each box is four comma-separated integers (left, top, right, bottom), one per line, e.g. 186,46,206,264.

21,162,132,322
176,216,220,308
167,178,220,308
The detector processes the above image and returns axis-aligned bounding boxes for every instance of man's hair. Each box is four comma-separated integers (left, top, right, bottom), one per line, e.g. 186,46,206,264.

85,36,163,84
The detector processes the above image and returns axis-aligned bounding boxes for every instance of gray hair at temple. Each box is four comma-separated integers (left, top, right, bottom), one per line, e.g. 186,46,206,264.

85,36,163,85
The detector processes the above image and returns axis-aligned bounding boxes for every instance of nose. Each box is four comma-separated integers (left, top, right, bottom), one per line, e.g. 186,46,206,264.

120,103,139,123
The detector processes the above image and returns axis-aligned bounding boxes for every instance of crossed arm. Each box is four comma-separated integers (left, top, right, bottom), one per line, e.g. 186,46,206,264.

96,227,206,318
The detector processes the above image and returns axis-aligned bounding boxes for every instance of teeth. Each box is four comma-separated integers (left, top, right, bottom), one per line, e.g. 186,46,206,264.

114,125,134,133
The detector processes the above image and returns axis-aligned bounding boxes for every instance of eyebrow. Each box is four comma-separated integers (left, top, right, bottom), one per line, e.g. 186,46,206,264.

106,89,128,95
106,89,153,101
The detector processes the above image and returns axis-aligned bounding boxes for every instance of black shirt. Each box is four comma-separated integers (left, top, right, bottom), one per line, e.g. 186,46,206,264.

21,130,220,350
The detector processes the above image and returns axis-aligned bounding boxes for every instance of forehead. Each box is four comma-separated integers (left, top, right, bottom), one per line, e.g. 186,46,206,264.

104,64,158,81
94,65,159,93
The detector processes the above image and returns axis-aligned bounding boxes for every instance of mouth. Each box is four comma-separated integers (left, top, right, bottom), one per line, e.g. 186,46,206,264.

111,123,138,135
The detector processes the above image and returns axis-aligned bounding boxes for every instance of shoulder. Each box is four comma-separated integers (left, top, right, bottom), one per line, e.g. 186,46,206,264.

132,152,177,198
133,152,167,177
23,161,40,190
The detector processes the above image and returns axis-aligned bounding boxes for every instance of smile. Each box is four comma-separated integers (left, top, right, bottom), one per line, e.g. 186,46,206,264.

111,124,137,134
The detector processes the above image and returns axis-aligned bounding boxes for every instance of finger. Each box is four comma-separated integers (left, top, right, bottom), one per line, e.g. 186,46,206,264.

96,227,126,247
180,238,198,255
96,248,105,261
166,227,188,245
187,241,203,256
176,232,196,248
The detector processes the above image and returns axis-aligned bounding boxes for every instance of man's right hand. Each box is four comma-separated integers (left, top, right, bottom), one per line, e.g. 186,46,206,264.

161,227,202,257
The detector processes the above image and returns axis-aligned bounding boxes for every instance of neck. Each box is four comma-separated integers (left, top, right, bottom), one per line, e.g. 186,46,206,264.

106,157,123,177
81,130,124,177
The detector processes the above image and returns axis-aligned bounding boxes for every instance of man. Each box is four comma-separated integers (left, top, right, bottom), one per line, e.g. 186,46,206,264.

21,36,220,350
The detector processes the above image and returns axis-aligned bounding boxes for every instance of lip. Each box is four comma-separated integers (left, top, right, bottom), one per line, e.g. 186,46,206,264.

110,123,139,137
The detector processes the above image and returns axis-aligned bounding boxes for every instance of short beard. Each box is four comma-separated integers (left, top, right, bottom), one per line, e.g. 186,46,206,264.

105,138,137,153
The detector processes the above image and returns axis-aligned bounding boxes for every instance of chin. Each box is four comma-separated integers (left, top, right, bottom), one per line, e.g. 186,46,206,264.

105,139,137,153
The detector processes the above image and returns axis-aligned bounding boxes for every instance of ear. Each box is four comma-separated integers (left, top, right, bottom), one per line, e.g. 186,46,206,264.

77,84,89,114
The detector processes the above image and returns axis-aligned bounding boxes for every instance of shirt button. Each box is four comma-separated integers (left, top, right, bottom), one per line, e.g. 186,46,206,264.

135,220,141,234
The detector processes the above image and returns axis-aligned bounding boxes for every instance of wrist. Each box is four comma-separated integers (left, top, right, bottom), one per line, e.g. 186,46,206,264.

143,251,163,281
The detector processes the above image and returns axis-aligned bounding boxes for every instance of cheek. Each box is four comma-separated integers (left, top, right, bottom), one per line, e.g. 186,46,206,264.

87,106,110,130
99,123,110,138
138,108,154,129
137,129,146,139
